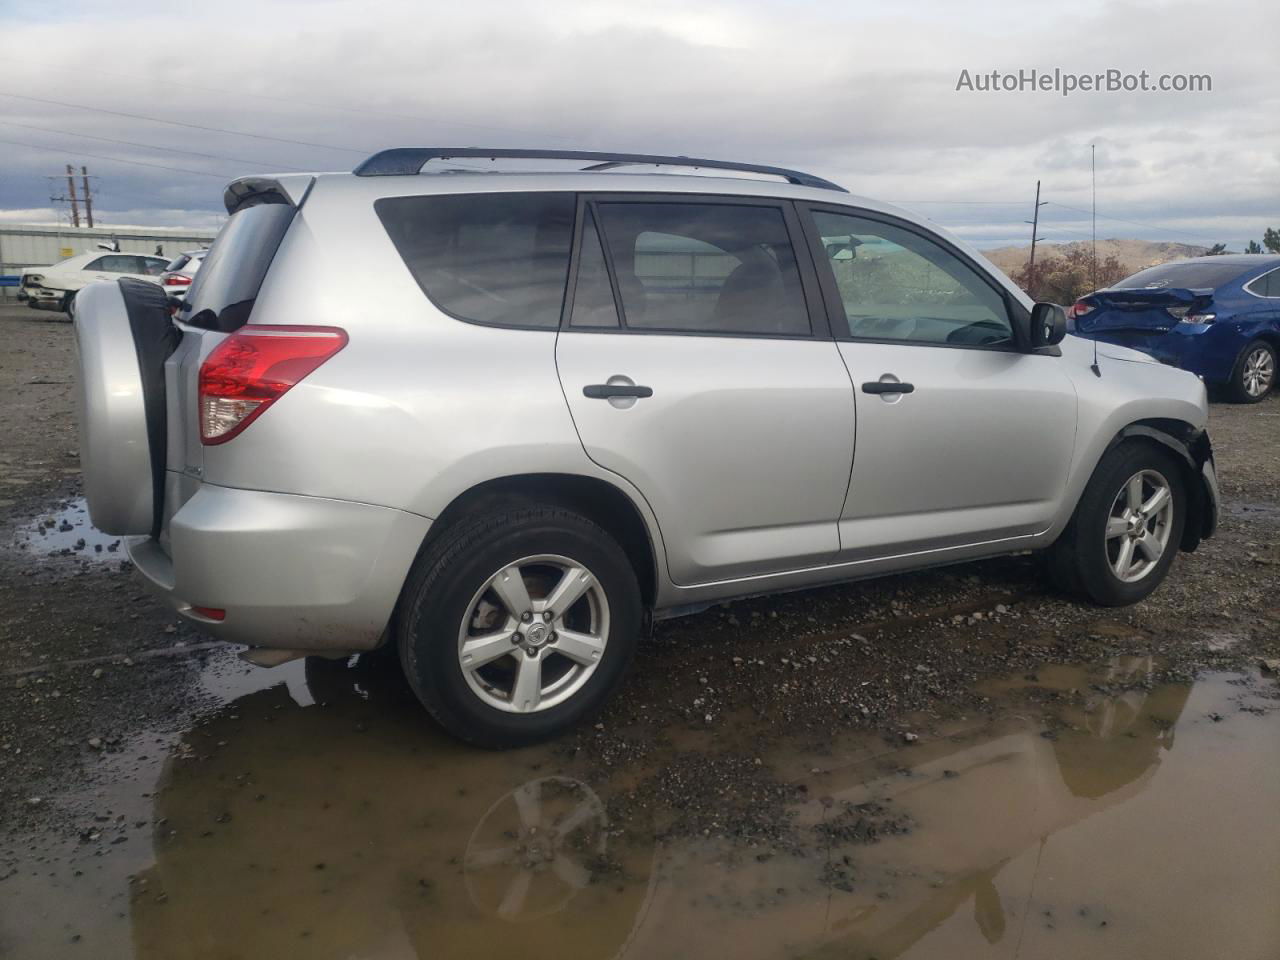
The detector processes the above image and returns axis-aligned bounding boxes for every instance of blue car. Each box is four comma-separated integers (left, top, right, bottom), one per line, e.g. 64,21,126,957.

1070,255,1280,403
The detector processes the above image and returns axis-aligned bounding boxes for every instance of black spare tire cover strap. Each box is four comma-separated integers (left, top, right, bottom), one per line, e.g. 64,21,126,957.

118,278,183,539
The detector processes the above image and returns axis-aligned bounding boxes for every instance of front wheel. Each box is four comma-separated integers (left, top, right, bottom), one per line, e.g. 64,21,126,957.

1228,340,1276,404
397,506,641,748
1048,442,1186,606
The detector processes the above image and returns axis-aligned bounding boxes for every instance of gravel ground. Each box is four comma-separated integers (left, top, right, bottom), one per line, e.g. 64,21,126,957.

2,301,1278,849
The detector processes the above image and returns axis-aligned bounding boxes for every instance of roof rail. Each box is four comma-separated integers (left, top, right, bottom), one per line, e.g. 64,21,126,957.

351,148,847,192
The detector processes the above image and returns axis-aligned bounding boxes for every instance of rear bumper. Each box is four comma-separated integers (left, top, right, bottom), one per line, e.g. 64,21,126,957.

128,484,431,652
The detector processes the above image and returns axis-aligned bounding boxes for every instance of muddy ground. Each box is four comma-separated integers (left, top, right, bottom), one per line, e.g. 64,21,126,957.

1,302,1278,959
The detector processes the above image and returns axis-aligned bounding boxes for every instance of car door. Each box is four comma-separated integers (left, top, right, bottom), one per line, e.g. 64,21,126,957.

799,205,1078,560
556,195,856,585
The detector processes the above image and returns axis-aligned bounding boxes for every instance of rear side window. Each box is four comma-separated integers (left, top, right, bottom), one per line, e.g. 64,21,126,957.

592,201,811,336
376,192,575,329
86,255,137,273
1246,267,1280,298
184,203,296,332
1114,261,1251,290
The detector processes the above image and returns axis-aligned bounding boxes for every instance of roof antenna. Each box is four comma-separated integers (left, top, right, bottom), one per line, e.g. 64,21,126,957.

1089,142,1102,377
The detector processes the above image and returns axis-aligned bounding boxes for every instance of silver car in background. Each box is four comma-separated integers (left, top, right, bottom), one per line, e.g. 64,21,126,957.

73,148,1219,747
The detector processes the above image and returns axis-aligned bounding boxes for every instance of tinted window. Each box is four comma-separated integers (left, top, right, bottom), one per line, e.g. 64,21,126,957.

377,192,575,329
87,255,137,273
593,201,810,335
569,208,620,328
812,211,1012,346
1115,261,1251,290
166,254,192,273
139,257,168,276
1248,267,1280,298
184,202,296,332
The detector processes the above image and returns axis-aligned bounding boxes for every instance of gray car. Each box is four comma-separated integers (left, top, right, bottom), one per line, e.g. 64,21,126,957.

72,148,1219,747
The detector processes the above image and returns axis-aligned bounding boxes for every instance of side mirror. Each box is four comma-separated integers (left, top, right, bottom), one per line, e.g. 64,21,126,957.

1029,302,1067,349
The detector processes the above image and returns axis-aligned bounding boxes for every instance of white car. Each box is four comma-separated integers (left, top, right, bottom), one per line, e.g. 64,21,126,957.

19,251,170,313
158,250,207,301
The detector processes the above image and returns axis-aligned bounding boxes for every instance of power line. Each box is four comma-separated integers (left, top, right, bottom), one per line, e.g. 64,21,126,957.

0,135,231,178
4,58,579,144
1044,201,1223,244
0,91,369,155
0,120,305,171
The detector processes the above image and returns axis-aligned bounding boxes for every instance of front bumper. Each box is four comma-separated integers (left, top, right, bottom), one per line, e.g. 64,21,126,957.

128,484,432,653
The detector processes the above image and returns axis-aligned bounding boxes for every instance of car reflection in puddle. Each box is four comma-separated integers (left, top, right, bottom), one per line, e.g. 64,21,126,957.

124,655,1279,960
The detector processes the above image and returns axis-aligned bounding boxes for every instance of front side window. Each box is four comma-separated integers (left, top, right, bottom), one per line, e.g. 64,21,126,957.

812,210,1013,347
591,201,811,336
377,192,575,329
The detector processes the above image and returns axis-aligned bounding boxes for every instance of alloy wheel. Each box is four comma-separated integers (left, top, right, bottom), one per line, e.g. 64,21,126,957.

1242,346,1275,398
457,555,609,713
1104,470,1175,583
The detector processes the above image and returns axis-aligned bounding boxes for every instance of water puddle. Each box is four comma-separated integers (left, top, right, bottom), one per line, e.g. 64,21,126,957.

2,656,1278,959
9,496,123,562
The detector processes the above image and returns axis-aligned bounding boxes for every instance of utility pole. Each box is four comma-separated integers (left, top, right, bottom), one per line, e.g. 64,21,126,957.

1091,144,1097,290
80,166,95,228
1024,179,1047,299
65,164,81,228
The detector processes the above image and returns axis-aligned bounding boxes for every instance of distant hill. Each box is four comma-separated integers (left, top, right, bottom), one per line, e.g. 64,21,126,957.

983,238,1208,280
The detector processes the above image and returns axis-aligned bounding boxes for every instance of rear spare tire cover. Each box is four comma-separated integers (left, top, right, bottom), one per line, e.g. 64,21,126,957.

74,279,181,536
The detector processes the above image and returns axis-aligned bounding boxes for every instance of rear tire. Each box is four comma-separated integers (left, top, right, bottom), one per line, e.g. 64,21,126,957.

1047,442,1186,606
1227,339,1275,403
396,505,641,748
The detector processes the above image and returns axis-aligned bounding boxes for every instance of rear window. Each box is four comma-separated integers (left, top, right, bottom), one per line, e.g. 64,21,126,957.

1113,261,1251,291
165,254,191,273
183,203,296,332
375,192,575,329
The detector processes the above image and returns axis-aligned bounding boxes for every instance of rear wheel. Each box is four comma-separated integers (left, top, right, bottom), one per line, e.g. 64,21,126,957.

397,506,641,748
1228,340,1275,403
1048,442,1186,606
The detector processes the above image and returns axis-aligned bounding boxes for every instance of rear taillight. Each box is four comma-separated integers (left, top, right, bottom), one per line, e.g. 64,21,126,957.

198,325,347,445
163,274,192,286
1067,300,1095,320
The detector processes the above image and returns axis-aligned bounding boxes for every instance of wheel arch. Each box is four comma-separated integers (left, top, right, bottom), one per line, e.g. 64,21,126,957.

1102,419,1217,551
415,473,661,611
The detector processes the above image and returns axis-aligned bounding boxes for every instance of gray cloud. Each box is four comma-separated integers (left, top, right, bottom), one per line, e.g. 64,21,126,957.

1,0,1276,249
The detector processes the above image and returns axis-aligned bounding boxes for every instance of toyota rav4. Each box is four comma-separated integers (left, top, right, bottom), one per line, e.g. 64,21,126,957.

73,148,1219,747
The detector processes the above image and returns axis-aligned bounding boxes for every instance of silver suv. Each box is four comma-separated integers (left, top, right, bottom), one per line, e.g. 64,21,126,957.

73,148,1219,746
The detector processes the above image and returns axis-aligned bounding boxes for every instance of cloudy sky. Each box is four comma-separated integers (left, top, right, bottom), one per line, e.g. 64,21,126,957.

1,0,1277,250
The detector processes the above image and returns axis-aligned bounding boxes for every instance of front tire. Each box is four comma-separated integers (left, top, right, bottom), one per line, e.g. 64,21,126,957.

397,506,641,748
1228,340,1275,404
1048,442,1186,606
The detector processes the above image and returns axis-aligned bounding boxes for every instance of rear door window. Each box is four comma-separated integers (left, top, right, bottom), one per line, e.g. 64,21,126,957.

589,200,811,336
86,255,137,273
376,192,575,329
183,202,296,332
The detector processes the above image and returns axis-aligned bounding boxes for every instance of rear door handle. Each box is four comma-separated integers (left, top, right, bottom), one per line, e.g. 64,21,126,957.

583,383,653,399
861,381,914,395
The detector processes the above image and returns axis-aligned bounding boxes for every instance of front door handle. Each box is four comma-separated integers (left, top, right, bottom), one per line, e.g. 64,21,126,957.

861,380,914,395
583,383,653,400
